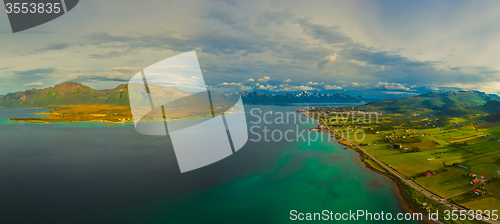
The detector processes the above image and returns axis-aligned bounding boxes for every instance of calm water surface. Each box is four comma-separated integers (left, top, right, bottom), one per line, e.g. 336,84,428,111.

0,105,415,223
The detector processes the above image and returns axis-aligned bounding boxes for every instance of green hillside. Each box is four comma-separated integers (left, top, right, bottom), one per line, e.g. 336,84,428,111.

0,82,211,108
478,99,500,113
360,91,499,115
0,82,130,107
0,82,233,118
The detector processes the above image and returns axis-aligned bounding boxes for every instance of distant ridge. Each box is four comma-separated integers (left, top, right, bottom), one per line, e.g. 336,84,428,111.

478,99,500,113
352,90,500,116
368,91,498,108
0,82,373,107
3,82,496,109
241,91,370,104
0,82,130,107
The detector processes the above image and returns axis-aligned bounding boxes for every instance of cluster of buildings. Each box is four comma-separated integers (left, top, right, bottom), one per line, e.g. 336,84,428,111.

469,172,485,185
310,125,326,132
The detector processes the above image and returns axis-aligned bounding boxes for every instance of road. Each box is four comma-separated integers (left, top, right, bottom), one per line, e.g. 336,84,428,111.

444,180,487,200
317,118,500,224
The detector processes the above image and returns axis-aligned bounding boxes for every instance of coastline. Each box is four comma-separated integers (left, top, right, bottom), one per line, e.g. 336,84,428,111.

311,112,496,224
352,149,435,223
309,112,438,223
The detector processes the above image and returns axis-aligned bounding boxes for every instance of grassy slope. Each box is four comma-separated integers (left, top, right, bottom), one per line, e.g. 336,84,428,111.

355,91,498,115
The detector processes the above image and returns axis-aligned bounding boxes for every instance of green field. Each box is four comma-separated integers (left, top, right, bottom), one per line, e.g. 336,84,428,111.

461,181,500,210
311,91,500,215
415,167,472,198
313,104,500,213
461,197,500,211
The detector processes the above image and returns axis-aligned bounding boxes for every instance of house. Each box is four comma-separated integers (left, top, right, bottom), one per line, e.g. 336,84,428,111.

479,175,485,179
471,179,480,185
469,173,477,177
426,172,431,177
474,189,481,195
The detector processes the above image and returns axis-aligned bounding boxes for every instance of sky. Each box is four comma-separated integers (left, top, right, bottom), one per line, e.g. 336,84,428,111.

1,0,500,98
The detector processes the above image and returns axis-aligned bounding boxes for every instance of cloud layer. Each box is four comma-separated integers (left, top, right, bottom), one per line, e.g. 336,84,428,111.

0,0,499,98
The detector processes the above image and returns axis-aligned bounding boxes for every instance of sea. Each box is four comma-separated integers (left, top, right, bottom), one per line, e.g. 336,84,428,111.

0,104,418,223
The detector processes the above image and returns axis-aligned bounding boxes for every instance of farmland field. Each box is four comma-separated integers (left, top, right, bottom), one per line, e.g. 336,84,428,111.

312,105,500,214
415,167,472,198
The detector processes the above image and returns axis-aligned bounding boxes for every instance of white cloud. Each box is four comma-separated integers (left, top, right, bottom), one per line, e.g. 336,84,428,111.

324,84,343,90
351,82,360,87
305,81,324,85
257,76,271,82
376,82,414,91
218,82,244,86
278,84,316,92
349,60,368,67
257,84,277,91
246,78,255,82
217,82,253,91
239,85,252,91
283,79,292,83
25,82,44,86
107,67,143,72
317,53,337,70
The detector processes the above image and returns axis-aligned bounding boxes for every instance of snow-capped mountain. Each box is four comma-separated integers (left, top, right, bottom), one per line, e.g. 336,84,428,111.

240,91,370,104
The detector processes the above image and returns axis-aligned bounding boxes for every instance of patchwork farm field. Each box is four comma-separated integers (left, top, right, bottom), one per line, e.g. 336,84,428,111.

311,93,500,214
415,167,472,198
461,181,500,211
461,197,500,211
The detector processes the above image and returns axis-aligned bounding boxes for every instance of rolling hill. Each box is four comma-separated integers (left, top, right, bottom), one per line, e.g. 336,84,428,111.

477,99,500,113
353,91,499,115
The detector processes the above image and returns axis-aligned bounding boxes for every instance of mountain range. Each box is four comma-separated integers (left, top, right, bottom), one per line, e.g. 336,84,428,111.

0,82,371,107
1,83,499,116
240,91,370,104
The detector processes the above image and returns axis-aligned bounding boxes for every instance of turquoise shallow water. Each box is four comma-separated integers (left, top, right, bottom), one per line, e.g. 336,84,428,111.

0,105,415,223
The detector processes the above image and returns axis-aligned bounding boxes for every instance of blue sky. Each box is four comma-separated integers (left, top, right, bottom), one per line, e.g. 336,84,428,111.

0,0,499,98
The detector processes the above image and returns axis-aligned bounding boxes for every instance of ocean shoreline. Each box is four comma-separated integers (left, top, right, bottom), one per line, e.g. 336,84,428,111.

310,112,437,223
352,150,435,223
